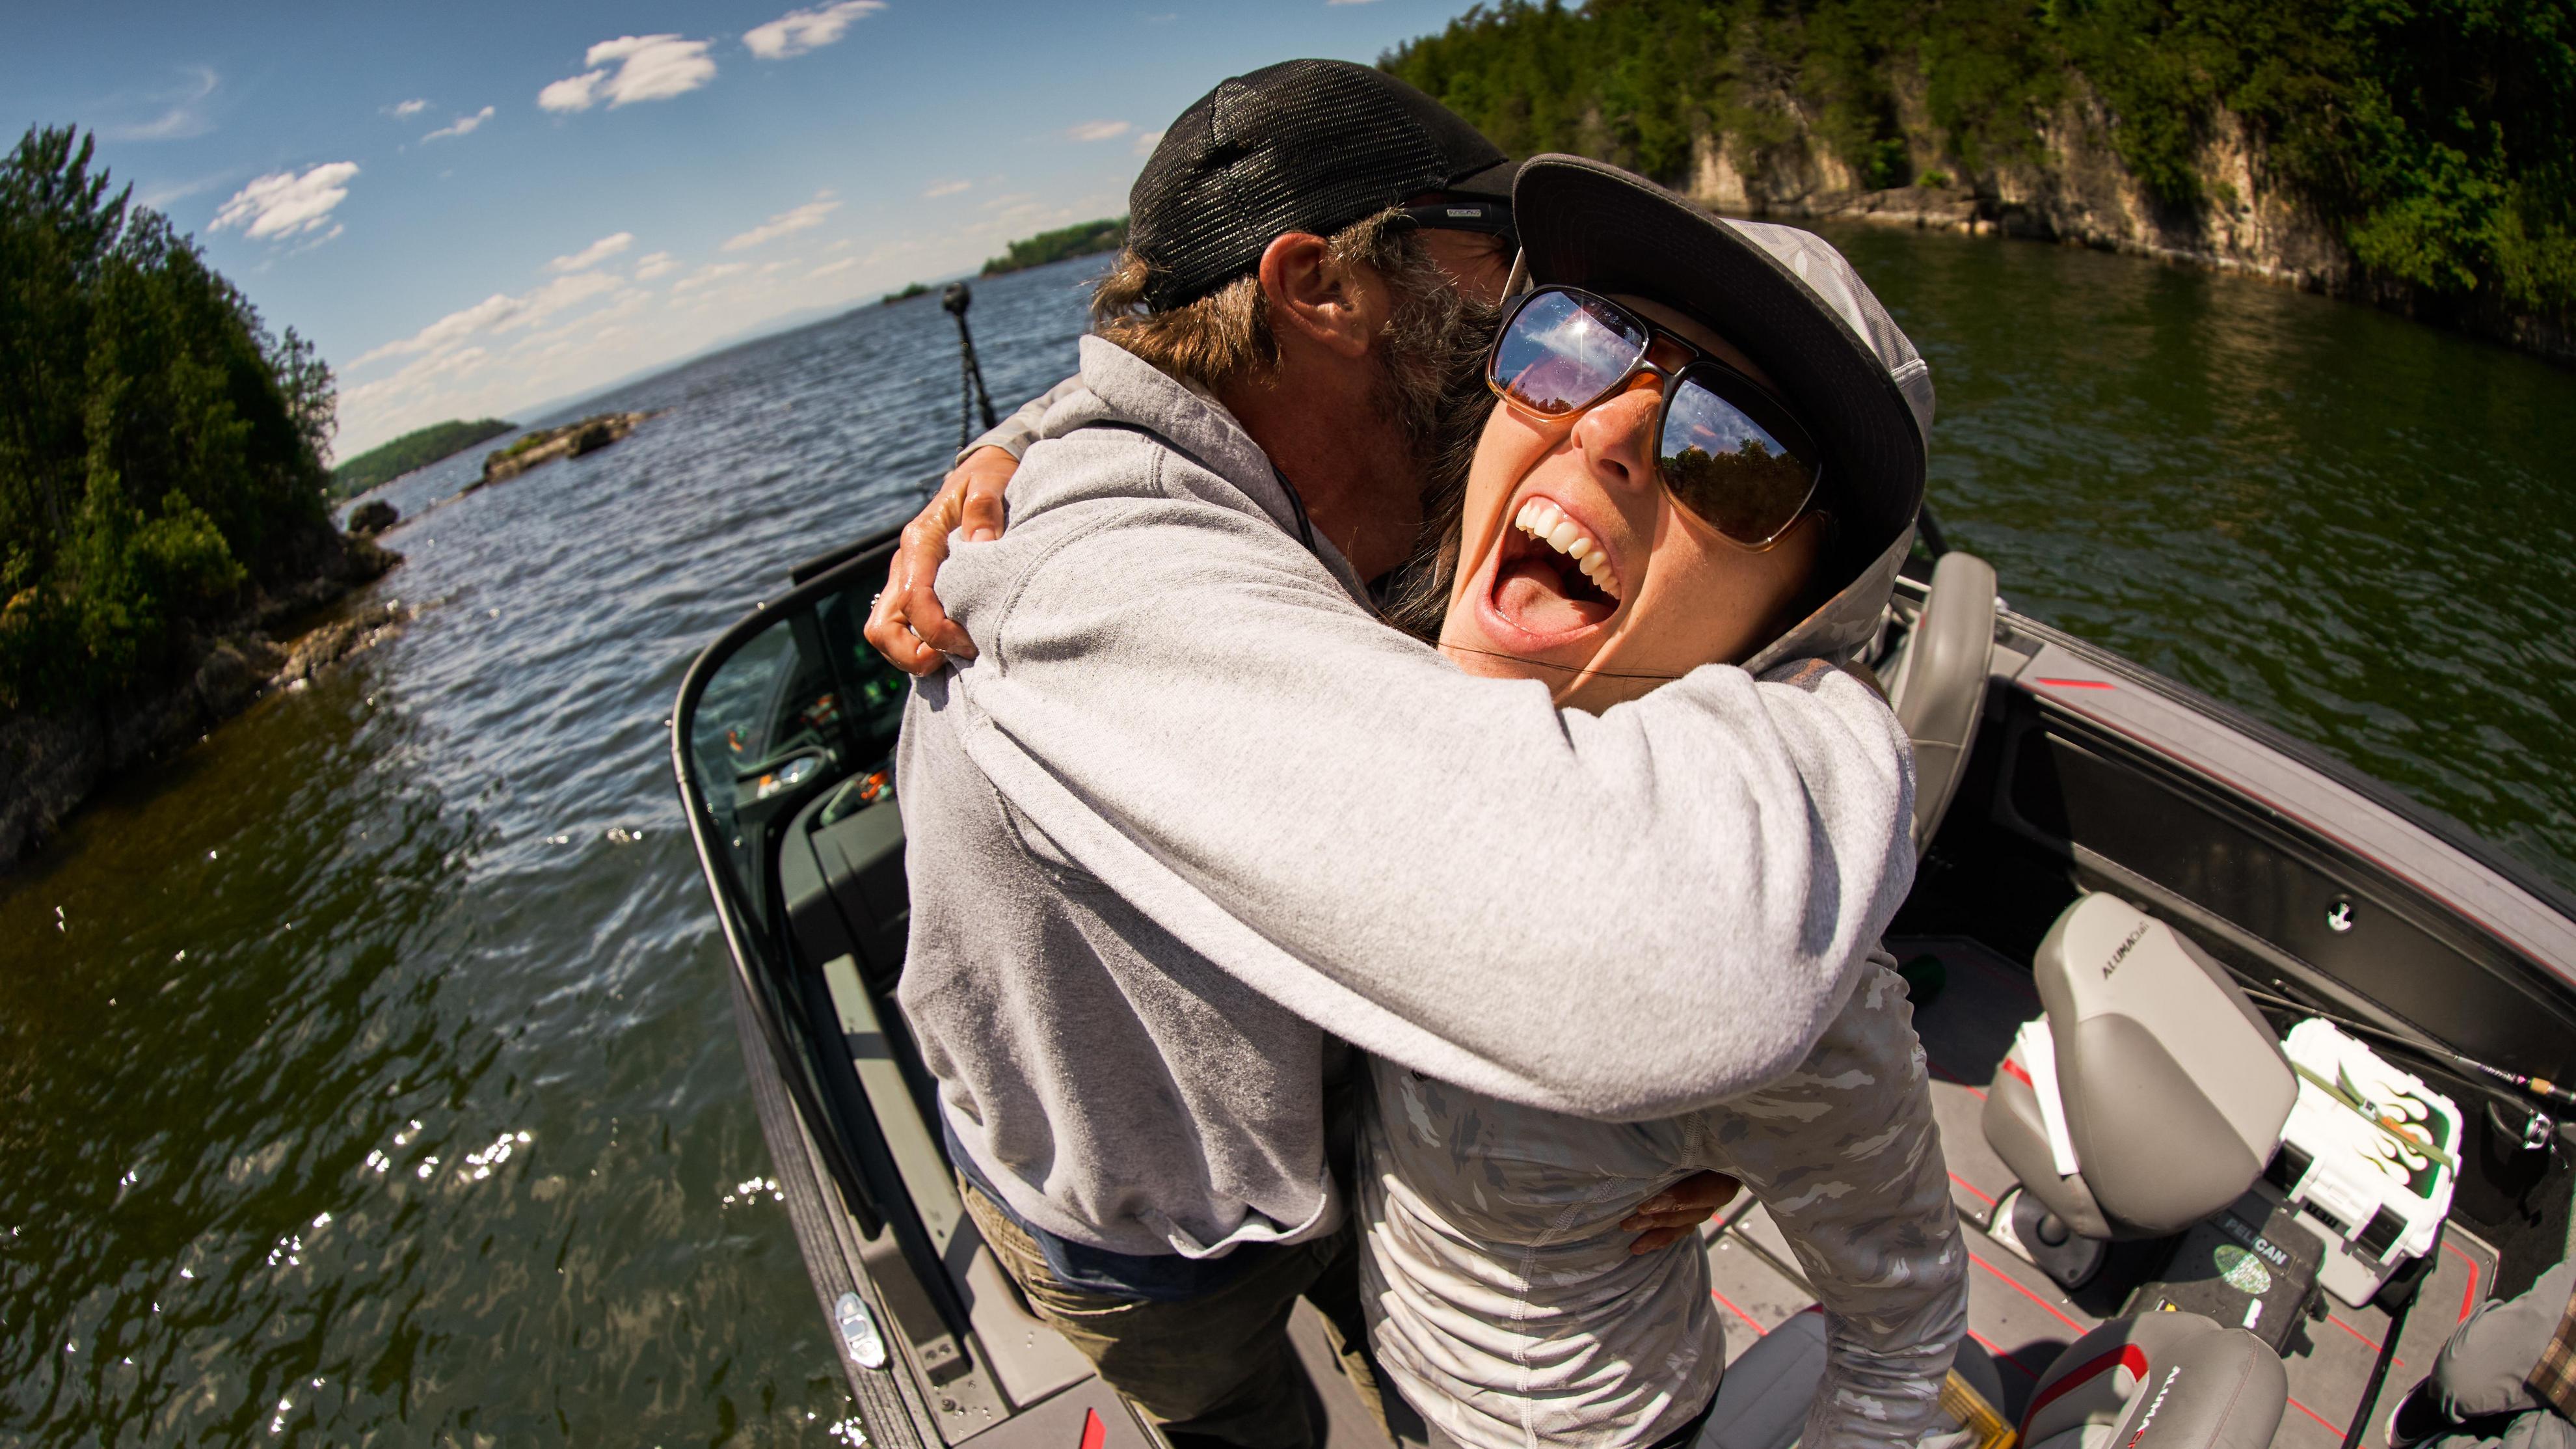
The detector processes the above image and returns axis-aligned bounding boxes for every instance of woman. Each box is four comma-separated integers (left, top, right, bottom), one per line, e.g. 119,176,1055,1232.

1358,156,1967,1449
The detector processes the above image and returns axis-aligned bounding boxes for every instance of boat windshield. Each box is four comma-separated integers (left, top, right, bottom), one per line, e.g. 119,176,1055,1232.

680,569,907,936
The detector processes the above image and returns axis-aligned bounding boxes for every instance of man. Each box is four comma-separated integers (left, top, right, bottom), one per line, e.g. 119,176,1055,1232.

2388,1262,2576,1449
871,60,1920,1449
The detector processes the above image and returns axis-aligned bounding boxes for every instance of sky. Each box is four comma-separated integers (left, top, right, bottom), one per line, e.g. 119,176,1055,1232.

6,1,1483,459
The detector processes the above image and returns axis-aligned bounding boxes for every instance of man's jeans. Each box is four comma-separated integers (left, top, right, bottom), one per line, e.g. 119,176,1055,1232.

958,1178,1385,1449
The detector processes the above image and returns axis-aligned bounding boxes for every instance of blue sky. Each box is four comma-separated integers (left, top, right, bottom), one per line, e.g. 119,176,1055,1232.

7,1,1481,457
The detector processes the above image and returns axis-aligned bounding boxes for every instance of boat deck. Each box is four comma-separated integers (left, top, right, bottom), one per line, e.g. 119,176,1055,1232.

1288,933,2503,1449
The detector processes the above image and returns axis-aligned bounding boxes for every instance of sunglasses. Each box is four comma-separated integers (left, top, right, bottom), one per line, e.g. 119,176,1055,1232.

1485,285,1824,548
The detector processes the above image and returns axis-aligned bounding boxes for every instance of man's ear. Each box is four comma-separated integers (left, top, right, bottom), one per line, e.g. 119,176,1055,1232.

1256,232,1381,360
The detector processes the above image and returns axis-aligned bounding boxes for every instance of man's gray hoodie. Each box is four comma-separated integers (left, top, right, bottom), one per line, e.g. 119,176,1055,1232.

894,334,1920,1262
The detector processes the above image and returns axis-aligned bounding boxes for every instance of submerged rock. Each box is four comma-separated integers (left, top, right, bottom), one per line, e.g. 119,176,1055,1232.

273,602,409,689
0,517,407,870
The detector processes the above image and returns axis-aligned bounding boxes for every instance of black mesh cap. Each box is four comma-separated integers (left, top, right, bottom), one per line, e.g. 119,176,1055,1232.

1129,60,1507,311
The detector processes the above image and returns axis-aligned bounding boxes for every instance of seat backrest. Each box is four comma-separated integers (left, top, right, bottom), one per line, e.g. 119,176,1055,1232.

2035,895,2297,1234
2022,1312,2285,1449
1889,550,1997,856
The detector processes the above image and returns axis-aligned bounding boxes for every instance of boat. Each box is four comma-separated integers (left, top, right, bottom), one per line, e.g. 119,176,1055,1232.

671,511,2576,1449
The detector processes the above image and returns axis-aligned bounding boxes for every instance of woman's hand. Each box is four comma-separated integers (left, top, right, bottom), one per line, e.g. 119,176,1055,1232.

1622,1169,1741,1253
865,447,1016,675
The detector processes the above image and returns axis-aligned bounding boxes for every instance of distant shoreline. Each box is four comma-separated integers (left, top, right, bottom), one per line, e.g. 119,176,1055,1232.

332,418,517,500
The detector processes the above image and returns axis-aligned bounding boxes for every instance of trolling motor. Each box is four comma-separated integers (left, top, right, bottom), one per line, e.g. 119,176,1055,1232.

943,282,1000,452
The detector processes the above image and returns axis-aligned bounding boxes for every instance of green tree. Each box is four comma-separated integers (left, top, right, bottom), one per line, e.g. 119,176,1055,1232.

0,124,336,711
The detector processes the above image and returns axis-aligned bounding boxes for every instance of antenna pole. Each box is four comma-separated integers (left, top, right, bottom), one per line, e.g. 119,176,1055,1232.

943,282,999,452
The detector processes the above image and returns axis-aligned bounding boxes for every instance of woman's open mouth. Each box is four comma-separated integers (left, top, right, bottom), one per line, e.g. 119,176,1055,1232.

1484,496,1621,642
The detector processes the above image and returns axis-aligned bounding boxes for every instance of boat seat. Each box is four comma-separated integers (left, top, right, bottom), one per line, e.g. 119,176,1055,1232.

1696,1307,2004,1449
1888,550,1997,855
1983,895,2296,1241
2020,1312,2286,1449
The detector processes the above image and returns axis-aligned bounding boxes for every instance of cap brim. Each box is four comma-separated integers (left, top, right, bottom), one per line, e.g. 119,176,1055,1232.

1447,156,1522,201
1510,155,1924,567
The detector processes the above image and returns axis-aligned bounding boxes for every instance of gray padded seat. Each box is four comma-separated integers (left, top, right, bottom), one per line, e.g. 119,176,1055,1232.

2019,1312,2287,1449
1983,895,2298,1238
1888,550,1997,854
1693,1308,2006,1449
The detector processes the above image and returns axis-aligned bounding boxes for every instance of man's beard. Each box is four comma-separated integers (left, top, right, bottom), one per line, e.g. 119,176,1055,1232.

1375,281,1500,529
1367,276,1501,638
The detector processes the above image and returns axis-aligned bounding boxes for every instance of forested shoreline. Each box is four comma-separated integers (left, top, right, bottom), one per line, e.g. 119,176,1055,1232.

1384,0,2574,360
982,218,1129,277
1,124,397,865
330,418,516,499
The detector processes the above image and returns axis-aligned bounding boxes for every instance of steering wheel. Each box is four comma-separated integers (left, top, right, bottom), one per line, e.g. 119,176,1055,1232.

1888,550,1998,854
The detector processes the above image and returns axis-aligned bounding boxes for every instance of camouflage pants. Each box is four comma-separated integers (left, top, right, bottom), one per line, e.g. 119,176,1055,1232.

959,1179,1388,1449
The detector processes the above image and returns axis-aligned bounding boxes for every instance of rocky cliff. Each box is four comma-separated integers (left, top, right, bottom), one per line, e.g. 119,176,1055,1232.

1682,70,2568,363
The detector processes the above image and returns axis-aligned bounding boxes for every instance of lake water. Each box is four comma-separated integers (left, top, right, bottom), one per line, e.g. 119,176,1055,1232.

4,231,2571,1444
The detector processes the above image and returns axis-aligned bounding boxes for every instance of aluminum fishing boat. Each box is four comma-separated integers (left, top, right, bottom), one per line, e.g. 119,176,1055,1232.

672,520,2576,1449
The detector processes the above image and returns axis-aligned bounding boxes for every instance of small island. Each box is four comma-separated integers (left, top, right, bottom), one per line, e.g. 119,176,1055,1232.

879,281,930,306
982,217,1127,277
330,417,516,498
468,411,660,491
2,126,402,867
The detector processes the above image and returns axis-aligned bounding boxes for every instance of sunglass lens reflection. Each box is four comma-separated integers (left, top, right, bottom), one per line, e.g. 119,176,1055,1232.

1659,375,1816,543
1493,291,1648,415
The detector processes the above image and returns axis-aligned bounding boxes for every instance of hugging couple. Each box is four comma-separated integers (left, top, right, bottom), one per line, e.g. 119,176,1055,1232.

862,59,1966,1449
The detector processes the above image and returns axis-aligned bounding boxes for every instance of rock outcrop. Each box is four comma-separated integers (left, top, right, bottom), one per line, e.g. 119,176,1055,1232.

0,520,405,869
347,499,399,535
470,411,660,491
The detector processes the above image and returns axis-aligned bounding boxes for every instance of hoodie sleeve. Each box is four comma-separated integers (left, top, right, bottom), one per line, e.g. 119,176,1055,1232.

935,491,1916,1120
1706,959,1967,1449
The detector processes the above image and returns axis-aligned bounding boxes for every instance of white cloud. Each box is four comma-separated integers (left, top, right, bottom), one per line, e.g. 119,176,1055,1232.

353,271,620,365
924,179,972,198
672,262,749,294
632,251,678,280
386,98,429,118
209,162,358,241
1133,129,1164,156
105,66,221,142
539,35,716,113
721,193,840,251
744,0,885,59
539,73,605,113
1066,119,1131,142
135,172,228,210
550,232,636,272
423,105,494,142
810,257,859,279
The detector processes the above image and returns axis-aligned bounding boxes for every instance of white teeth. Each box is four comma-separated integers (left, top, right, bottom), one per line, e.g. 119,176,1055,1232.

1510,498,1619,601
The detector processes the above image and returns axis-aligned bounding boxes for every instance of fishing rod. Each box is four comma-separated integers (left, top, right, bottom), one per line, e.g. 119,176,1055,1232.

2243,983,2576,1112
943,282,999,453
